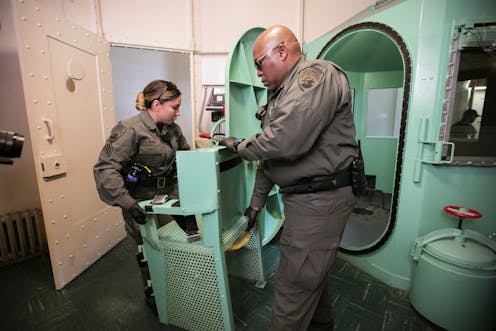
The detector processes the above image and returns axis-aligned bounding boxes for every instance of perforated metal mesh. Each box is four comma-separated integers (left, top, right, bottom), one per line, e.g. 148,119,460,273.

165,247,223,330
222,215,247,248
157,218,264,281
156,222,223,330
153,218,265,329
226,229,265,282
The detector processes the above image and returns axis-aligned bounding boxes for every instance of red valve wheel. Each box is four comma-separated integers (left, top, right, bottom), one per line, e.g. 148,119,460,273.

443,205,482,219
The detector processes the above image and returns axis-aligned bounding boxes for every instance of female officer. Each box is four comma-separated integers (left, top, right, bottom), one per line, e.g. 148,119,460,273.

93,79,199,312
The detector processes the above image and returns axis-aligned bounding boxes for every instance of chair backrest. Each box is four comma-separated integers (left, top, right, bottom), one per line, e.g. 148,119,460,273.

176,147,247,232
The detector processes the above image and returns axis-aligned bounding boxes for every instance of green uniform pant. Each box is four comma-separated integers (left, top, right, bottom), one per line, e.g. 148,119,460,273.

270,186,354,331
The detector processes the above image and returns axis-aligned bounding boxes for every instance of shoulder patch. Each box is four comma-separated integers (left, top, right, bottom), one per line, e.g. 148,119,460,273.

298,66,324,90
103,141,113,156
109,123,127,142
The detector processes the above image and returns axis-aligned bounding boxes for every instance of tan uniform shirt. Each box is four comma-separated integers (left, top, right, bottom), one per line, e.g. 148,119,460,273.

93,111,190,210
237,57,357,208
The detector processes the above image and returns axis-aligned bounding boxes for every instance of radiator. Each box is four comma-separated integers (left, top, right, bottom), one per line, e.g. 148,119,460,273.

0,208,47,266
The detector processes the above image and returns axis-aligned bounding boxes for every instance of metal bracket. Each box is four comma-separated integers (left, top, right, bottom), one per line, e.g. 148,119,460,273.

40,153,67,178
410,241,423,261
414,118,455,182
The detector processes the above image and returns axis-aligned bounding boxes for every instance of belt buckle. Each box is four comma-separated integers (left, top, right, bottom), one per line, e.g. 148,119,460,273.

157,177,166,189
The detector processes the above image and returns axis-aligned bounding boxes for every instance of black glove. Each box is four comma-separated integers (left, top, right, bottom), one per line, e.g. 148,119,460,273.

218,137,244,153
244,206,259,231
127,202,147,225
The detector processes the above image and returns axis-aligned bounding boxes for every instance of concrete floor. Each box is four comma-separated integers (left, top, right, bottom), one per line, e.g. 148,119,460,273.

0,234,443,331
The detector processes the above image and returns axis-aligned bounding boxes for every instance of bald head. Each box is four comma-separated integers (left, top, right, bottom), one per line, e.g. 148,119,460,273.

255,25,301,62
253,25,302,89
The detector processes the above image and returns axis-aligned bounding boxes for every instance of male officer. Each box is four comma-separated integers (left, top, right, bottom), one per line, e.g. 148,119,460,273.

220,25,357,330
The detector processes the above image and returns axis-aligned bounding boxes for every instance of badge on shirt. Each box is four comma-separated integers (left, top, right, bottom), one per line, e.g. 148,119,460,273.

298,66,324,90
103,141,113,156
104,123,127,156
109,123,127,142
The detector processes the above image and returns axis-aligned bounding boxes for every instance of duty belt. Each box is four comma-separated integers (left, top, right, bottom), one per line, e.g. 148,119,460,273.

279,169,351,194
139,174,176,189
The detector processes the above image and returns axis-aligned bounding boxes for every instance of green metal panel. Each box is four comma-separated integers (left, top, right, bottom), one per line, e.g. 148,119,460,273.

176,148,219,214
139,148,266,330
225,27,267,138
303,0,496,292
224,27,284,246
318,30,403,72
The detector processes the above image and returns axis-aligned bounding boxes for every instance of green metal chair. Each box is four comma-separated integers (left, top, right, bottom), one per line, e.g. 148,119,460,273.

139,147,265,331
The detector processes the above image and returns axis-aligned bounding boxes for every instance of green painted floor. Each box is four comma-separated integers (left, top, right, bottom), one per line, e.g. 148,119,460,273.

0,235,443,331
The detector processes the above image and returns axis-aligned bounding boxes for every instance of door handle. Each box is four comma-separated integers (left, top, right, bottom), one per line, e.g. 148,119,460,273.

42,117,54,142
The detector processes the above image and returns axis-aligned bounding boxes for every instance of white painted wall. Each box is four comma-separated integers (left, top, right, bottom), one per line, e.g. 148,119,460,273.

99,0,193,50
303,0,376,41
98,0,376,146
1,0,377,214
110,47,193,145
194,0,301,52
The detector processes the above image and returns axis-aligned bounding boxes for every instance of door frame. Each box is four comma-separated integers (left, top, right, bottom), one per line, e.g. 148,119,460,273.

317,22,412,254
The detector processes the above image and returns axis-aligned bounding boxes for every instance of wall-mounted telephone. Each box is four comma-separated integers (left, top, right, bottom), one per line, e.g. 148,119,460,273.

205,87,225,122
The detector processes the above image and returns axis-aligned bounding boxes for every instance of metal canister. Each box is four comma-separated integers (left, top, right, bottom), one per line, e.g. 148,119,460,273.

410,228,496,331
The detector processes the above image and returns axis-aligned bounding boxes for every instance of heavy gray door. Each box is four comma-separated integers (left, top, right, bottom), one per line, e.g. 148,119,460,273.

12,0,125,289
